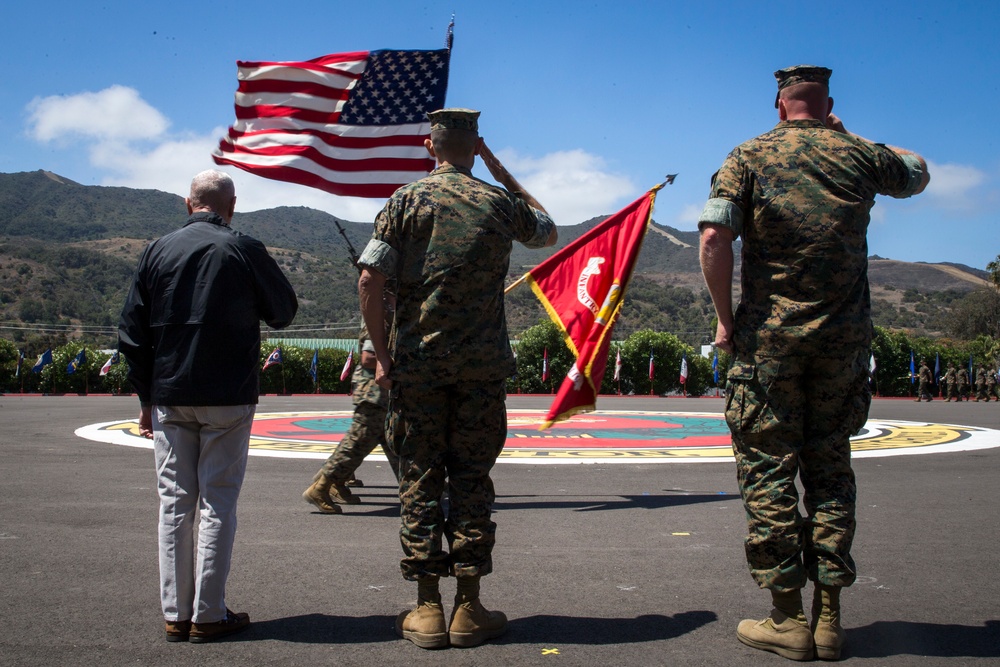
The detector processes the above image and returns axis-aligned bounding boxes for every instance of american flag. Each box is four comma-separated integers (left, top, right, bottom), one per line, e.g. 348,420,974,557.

213,47,450,198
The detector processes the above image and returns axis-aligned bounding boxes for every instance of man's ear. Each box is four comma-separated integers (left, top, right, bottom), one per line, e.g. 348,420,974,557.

777,98,788,121
474,136,484,156
185,198,194,215
424,138,435,159
228,196,237,220
828,96,835,115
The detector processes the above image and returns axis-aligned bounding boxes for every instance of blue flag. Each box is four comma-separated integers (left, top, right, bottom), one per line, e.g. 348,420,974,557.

14,349,24,378
309,349,318,383
910,351,915,384
32,349,53,374
67,348,86,374
712,350,719,385
934,353,940,382
969,355,974,380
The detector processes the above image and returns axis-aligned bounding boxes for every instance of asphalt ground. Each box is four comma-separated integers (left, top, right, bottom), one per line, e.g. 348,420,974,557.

1,394,998,667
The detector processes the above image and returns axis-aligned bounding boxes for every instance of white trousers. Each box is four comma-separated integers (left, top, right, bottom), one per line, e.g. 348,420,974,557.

153,404,255,623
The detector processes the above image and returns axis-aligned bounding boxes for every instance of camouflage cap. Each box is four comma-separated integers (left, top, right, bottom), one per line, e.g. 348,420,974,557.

774,65,832,107
427,108,480,132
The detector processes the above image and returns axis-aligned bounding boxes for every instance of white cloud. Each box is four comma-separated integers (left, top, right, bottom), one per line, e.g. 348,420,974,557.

23,87,634,226
923,159,988,210
673,203,704,230
491,149,637,224
26,85,169,142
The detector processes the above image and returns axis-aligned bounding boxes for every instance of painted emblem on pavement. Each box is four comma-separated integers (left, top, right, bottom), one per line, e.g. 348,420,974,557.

75,410,1000,464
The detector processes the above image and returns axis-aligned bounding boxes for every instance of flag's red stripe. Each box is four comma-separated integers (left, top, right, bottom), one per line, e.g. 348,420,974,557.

220,141,433,173
238,79,353,100
211,156,404,198
228,127,429,149
237,51,369,70
235,105,342,124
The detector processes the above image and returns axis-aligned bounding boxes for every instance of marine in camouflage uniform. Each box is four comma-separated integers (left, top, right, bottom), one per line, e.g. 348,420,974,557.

916,360,934,402
985,367,997,401
699,65,928,660
357,108,556,649
943,363,958,401
956,366,969,401
974,366,988,401
302,313,400,514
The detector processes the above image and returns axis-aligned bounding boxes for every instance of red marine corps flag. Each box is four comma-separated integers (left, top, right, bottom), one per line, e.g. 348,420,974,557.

508,182,669,428
212,24,453,198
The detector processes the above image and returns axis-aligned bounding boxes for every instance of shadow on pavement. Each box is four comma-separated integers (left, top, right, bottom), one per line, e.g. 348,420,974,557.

847,620,1000,658
245,614,397,643
495,493,738,512
501,610,718,645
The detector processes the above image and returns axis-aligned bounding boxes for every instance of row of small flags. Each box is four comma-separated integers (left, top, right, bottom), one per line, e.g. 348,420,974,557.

21,349,120,377
263,347,352,384
544,346,698,385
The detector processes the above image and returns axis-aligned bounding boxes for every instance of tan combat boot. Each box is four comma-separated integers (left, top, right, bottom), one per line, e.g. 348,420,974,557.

811,584,846,660
328,481,361,505
736,589,814,661
302,477,342,514
396,578,448,649
448,575,508,648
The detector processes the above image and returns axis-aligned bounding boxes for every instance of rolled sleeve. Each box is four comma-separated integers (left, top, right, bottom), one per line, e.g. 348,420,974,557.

698,198,744,238
523,208,555,248
357,238,399,278
890,153,926,199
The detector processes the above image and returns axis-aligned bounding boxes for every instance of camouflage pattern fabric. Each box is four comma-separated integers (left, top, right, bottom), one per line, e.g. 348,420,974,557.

943,367,957,401
975,368,988,401
917,363,933,400
314,322,398,483
387,380,507,580
956,368,969,400
726,349,870,591
317,400,398,483
706,119,915,358
361,164,553,384
988,369,999,401
704,119,923,595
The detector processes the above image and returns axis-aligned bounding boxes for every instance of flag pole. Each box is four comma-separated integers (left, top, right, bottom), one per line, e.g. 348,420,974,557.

504,274,528,295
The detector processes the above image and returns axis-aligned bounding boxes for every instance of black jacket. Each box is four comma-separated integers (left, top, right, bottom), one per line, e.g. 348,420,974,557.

118,212,297,406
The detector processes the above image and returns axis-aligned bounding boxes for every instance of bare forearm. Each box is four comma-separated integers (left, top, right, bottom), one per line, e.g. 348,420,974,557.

700,225,737,351
358,269,389,363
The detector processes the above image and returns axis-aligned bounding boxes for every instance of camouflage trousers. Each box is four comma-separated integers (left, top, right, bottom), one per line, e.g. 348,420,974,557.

317,402,399,483
945,382,958,401
386,380,507,581
725,349,870,592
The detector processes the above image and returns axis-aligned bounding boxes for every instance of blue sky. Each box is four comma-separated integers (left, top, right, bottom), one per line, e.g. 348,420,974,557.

2,1,997,269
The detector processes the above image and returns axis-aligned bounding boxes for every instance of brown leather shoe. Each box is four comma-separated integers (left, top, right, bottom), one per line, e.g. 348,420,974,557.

164,619,190,642
395,601,448,649
189,609,250,643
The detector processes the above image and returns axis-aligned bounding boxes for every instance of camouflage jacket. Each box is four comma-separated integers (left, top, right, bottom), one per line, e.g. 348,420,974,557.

358,164,554,383
701,119,923,357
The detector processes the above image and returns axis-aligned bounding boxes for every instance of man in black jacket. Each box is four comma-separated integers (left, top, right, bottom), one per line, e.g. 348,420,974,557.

119,170,297,643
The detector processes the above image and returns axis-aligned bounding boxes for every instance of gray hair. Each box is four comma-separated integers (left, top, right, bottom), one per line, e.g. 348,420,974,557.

188,170,236,212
